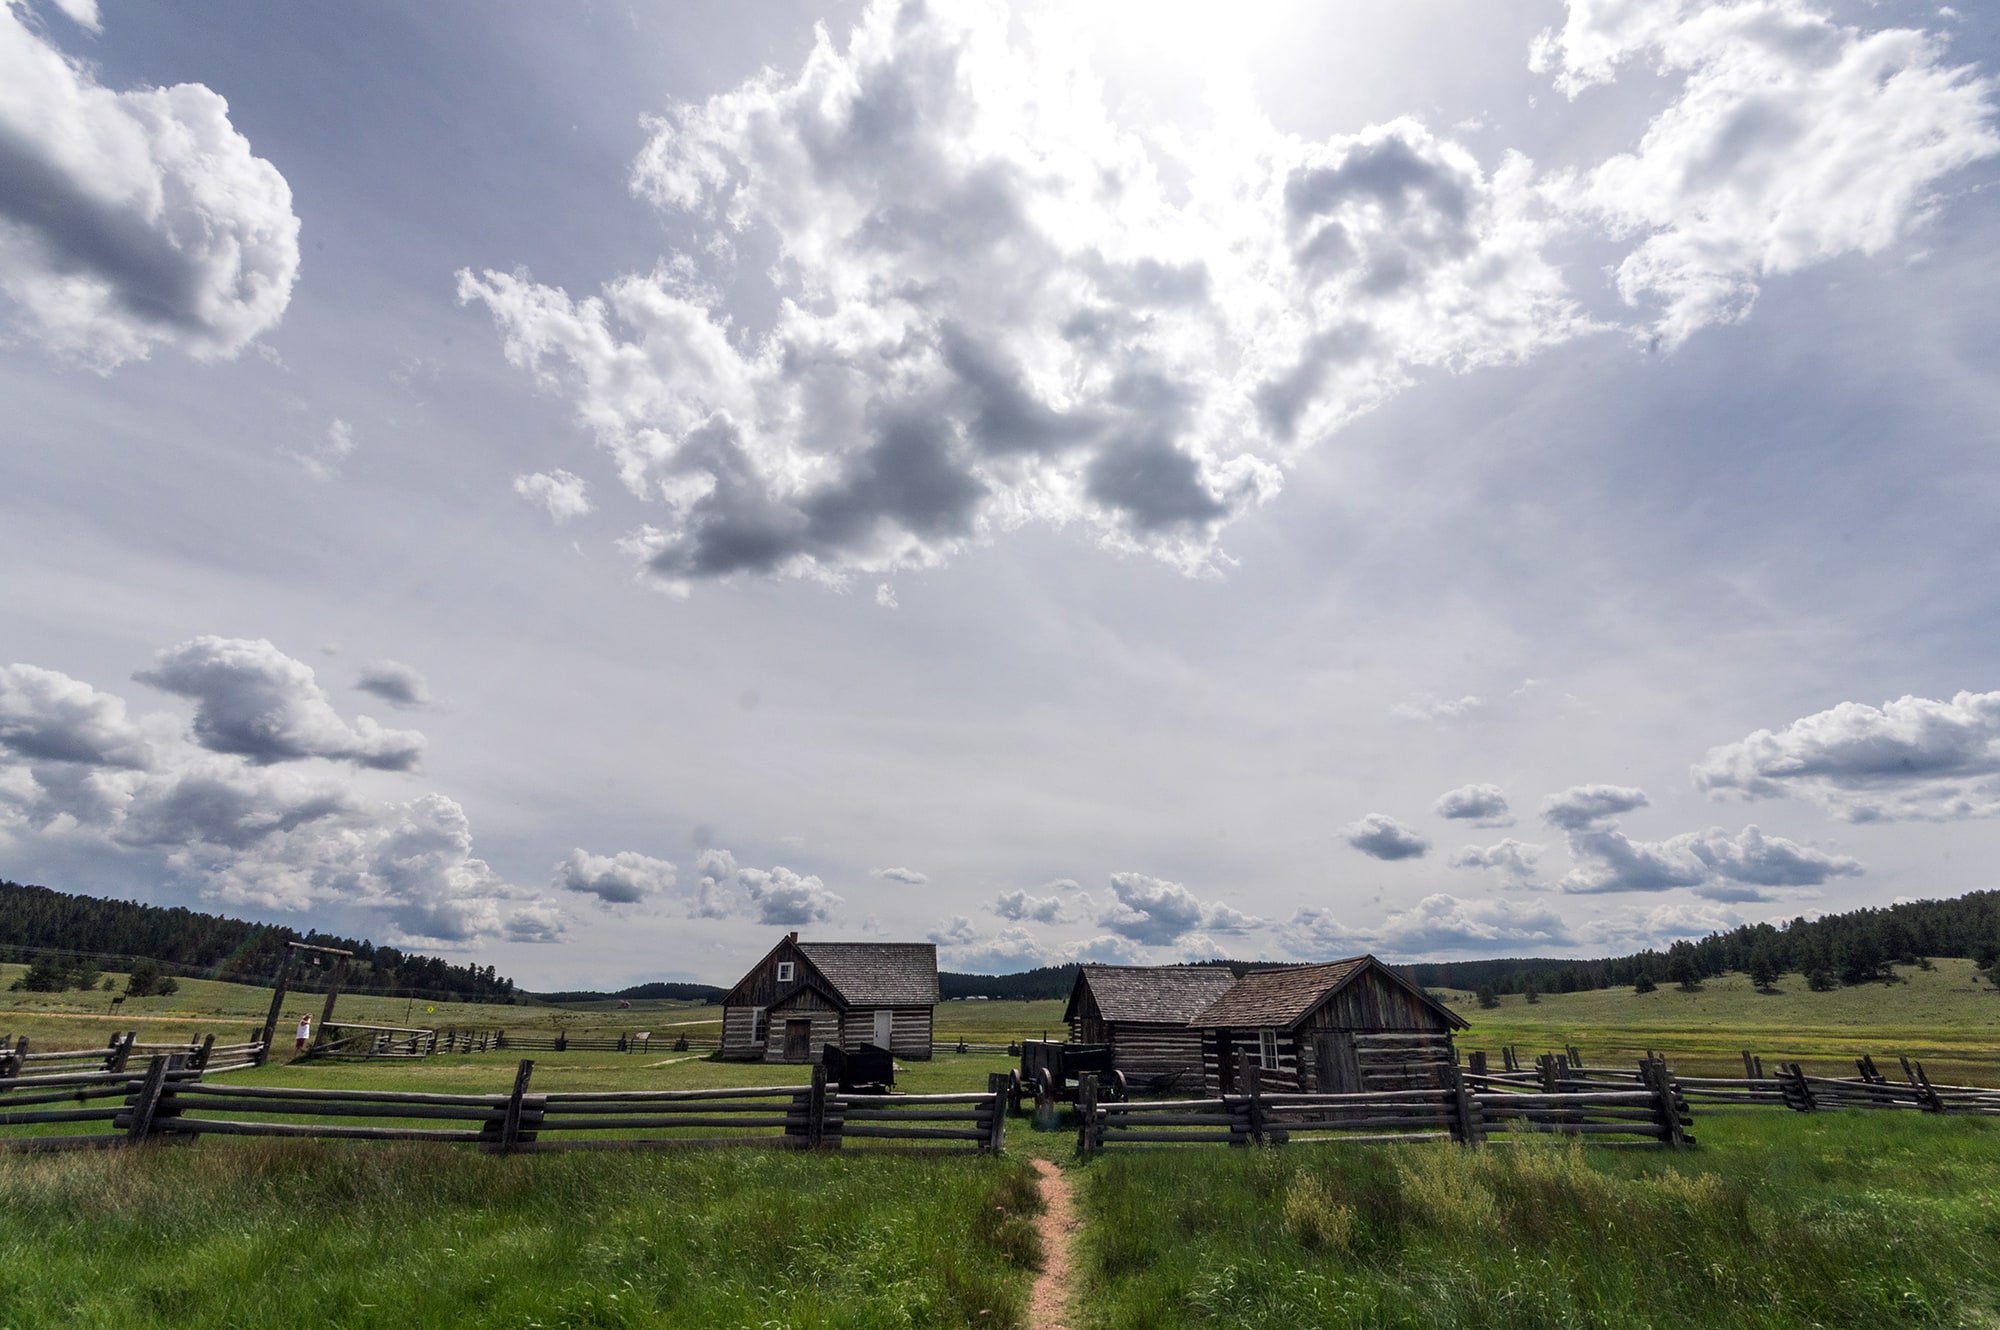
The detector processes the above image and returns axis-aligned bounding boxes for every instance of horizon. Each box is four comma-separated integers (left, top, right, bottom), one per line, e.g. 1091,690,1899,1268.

4,0,2000,991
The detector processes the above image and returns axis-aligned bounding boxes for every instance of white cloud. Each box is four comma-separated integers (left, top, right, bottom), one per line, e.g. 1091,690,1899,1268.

1343,812,1430,861
874,582,898,609
1578,900,1747,949
1559,823,1860,898
294,419,357,481
992,888,1065,923
555,848,677,905
460,1,1585,591
1098,870,1263,945
1694,690,2000,821
135,636,424,771
1392,695,1484,723
1450,837,1546,886
737,863,843,925
1541,782,1649,830
1434,782,1512,826
1539,0,2000,346
0,658,560,946
870,865,927,885
689,847,739,919
1375,892,1574,953
1285,905,1368,959
514,469,593,522
0,3,300,368
354,660,431,710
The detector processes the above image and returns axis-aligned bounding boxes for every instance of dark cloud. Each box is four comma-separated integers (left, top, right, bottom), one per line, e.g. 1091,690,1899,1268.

0,663,150,768
1434,783,1512,825
355,660,432,710
1540,783,1649,830
1098,871,1261,946
1558,823,1861,896
1344,813,1430,861
136,637,424,771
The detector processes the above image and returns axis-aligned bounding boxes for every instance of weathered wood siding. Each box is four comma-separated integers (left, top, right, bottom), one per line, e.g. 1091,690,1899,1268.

1296,968,1453,1035
720,1005,765,1061
764,988,843,1064
1107,1021,1206,1083
839,1007,933,1061
721,937,821,1060
1290,969,1457,1090
1202,1028,1305,1094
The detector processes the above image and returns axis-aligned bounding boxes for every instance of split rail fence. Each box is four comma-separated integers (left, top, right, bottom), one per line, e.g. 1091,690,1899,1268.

0,1032,264,1079
0,1058,1005,1156
1073,1051,1691,1154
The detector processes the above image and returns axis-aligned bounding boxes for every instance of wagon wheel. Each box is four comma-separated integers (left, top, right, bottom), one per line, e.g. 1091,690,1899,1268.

1109,1069,1129,1103
1034,1066,1056,1106
1007,1068,1024,1114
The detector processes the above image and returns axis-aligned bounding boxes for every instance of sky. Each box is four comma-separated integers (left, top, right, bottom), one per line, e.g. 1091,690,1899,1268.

3,0,1999,990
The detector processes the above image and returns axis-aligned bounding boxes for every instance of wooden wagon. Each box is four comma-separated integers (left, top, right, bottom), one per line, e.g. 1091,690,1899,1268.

1013,1039,1127,1110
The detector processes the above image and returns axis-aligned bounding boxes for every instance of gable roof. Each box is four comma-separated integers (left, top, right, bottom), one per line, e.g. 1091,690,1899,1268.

1065,965,1240,1025
1188,955,1468,1031
796,942,938,1006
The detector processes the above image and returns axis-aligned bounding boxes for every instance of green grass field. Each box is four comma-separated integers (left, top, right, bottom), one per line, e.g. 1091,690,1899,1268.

1074,1111,2000,1329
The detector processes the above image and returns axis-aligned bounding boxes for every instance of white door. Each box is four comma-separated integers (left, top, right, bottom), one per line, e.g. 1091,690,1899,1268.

873,1009,894,1050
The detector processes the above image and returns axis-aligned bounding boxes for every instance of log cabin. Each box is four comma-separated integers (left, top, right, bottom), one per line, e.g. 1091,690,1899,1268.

1063,964,1240,1091
1188,954,1467,1094
719,933,938,1064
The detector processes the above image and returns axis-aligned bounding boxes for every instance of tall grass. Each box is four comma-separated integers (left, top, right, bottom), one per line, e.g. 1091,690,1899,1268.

1076,1112,2000,1329
0,1144,1042,1329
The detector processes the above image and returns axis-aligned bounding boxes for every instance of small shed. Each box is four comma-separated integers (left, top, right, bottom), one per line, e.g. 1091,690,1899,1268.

1187,954,1467,1094
720,933,938,1064
1063,964,1240,1089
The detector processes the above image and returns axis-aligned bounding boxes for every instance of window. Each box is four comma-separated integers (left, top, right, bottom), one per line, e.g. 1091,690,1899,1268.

1259,1029,1279,1071
776,961,795,983
751,1006,768,1044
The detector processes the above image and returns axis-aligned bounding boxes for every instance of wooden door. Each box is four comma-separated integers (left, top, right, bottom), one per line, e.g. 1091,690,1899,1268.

1316,1031,1363,1093
873,1009,894,1050
784,1019,812,1062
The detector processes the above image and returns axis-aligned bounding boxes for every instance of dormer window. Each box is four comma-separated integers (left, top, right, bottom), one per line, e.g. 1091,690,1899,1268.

776,961,795,983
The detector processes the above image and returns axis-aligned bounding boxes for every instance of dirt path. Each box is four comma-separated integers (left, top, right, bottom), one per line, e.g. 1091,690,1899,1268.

1029,1157,1080,1329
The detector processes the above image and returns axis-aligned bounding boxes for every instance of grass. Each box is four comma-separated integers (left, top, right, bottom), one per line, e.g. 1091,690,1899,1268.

1073,1111,2000,1329
1445,958,2000,1083
0,1142,1045,1330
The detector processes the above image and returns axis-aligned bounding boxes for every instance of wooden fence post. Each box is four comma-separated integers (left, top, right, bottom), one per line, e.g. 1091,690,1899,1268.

1913,1063,1946,1114
809,1063,828,1149
194,1034,215,1072
985,1072,1009,1154
125,1055,172,1144
1448,1062,1485,1145
1643,1055,1689,1147
1076,1072,1100,1156
1741,1050,1758,1079
1781,1061,1815,1112
498,1058,535,1154
1468,1050,1487,1078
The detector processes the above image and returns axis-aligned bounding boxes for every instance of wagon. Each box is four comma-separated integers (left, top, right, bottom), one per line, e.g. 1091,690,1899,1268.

1012,1039,1126,1110
822,1041,896,1095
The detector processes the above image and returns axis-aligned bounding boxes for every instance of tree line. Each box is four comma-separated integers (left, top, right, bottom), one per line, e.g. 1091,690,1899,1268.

0,879,518,1003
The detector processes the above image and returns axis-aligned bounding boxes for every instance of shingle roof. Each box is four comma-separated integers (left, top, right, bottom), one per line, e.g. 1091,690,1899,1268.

797,942,938,1006
1070,965,1240,1024
1187,957,1372,1028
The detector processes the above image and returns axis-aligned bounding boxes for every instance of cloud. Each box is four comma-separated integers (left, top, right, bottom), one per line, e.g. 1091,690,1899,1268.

1097,871,1263,945
290,418,356,482
870,865,927,885
1392,695,1484,723
514,470,592,522
874,583,898,609
927,914,979,947
1540,783,1649,830
135,637,423,771
1538,0,2000,346
460,1,1584,591
688,847,738,919
737,864,843,925
1343,812,1430,860
1375,892,1574,953
1694,691,2000,821
0,662,150,767
0,3,300,368
354,660,431,710
1434,782,1512,826
1449,838,1546,886
1285,905,1369,959
1579,900,1747,949
0,658,560,947
934,921,1056,973
1559,823,1861,898
992,888,1065,924
554,848,678,905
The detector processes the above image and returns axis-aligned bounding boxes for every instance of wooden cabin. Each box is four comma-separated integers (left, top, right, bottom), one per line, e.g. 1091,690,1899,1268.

719,933,938,1064
1063,964,1240,1090
1188,954,1467,1094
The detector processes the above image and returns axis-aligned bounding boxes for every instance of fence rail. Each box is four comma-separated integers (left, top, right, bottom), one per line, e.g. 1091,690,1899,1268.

0,1032,264,1079
1,1058,1005,1156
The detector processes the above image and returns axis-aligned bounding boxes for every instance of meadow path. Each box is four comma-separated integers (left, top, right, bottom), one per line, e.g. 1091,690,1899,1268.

1029,1157,1080,1329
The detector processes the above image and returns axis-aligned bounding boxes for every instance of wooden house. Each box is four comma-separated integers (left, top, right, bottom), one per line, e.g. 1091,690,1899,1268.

1063,964,1240,1089
719,933,938,1064
1187,954,1467,1094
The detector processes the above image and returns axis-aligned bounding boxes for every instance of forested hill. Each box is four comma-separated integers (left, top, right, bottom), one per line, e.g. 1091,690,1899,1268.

0,879,517,1002
940,891,2000,999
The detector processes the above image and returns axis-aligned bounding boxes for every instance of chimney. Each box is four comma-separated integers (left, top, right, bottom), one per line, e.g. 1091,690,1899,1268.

788,931,798,943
